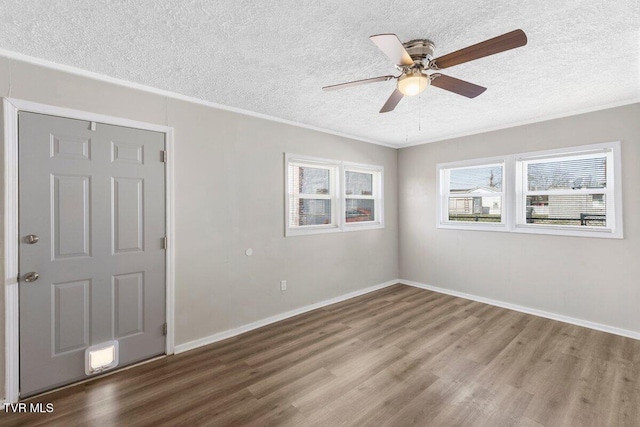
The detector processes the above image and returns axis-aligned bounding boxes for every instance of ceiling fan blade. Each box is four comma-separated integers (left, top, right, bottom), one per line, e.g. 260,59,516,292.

431,29,527,69
380,88,404,113
322,75,395,91
370,34,414,66
430,74,486,98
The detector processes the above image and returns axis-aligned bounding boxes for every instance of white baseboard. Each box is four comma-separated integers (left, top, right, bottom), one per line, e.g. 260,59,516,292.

400,279,640,341
174,279,400,354
175,277,639,356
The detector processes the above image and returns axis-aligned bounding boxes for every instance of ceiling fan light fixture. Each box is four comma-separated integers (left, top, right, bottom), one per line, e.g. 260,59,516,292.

397,70,429,96
322,30,527,112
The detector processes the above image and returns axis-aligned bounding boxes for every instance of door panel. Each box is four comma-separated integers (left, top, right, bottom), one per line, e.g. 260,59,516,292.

111,140,143,164
51,134,91,160
112,177,144,253
19,112,166,397
53,279,91,354
52,174,92,259
113,272,144,338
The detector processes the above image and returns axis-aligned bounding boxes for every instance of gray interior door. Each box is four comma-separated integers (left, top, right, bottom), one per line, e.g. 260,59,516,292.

19,112,166,397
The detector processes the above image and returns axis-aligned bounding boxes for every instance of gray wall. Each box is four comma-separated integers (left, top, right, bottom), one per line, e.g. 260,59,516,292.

0,57,399,398
2,53,637,401
399,103,640,334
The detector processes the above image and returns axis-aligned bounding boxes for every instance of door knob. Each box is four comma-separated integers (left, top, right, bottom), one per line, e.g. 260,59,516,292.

24,235,40,244
24,272,39,282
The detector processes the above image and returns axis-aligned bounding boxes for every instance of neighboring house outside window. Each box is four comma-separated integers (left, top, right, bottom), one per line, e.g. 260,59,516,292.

437,141,622,239
518,152,609,228
438,161,507,231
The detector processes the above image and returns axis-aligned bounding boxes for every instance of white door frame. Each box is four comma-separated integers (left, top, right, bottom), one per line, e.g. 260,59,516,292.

3,98,175,403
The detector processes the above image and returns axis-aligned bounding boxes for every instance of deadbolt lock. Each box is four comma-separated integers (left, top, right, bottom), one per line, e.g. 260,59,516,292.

24,272,39,282
24,235,40,244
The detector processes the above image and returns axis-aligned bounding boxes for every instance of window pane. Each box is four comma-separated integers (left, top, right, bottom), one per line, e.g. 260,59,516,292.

448,196,502,222
345,199,375,223
294,166,330,194
345,171,373,195
526,194,606,227
527,156,607,191
290,198,331,226
449,165,502,192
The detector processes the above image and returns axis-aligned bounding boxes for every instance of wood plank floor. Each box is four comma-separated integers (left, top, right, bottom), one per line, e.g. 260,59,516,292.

2,284,639,426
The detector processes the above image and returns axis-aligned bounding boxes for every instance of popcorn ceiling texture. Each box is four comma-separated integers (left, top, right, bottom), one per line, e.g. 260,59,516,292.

0,0,638,146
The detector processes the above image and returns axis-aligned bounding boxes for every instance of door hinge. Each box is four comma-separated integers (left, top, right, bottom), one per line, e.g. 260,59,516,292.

162,236,168,249
163,323,168,336
161,150,167,163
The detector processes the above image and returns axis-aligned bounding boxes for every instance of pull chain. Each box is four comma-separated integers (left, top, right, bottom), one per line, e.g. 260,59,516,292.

418,83,422,132
405,93,409,144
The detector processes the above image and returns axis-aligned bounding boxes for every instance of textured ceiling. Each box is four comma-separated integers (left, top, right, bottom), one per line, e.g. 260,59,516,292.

0,0,638,147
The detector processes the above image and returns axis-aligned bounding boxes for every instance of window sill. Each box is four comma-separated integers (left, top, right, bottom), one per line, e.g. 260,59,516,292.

436,222,623,239
437,222,508,233
513,224,623,239
344,222,384,232
285,222,384,236
285,225,341,237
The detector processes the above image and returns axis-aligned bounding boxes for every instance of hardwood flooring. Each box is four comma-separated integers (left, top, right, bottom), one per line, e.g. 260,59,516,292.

2,284,639,426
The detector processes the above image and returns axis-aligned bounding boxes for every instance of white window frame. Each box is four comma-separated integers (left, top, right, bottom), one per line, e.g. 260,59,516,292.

343,162,384,231
436,156,509,232
285,154,340,236
436,141,623,239
514,142,622,239
285,154,384,236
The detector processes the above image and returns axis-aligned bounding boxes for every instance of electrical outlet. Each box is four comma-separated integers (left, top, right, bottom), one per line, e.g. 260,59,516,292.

280,280,287,291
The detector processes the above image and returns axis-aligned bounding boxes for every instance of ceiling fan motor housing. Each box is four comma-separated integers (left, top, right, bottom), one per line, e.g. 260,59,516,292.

403,39,436,65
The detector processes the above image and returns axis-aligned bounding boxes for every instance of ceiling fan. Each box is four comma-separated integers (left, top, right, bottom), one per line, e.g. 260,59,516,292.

322,29,527,113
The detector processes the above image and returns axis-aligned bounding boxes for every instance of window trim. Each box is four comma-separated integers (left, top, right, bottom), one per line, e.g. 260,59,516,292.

285,154,384,236
513,142,622,239
436,141,623,239
285,154,341,236
343,162,384,231
436,155,509,232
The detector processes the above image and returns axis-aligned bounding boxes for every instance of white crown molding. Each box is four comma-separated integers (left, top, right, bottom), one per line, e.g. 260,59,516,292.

0,48,397,149
174,279,399,354
400,279,640,341
398,98,640,148
1,49,638,151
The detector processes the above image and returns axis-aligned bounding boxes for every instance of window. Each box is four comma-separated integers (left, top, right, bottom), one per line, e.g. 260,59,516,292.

440,162,505,228
285,154,384,236
286,157,339,235
437,142,622,238
344,164,383,229
516,146,620,237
